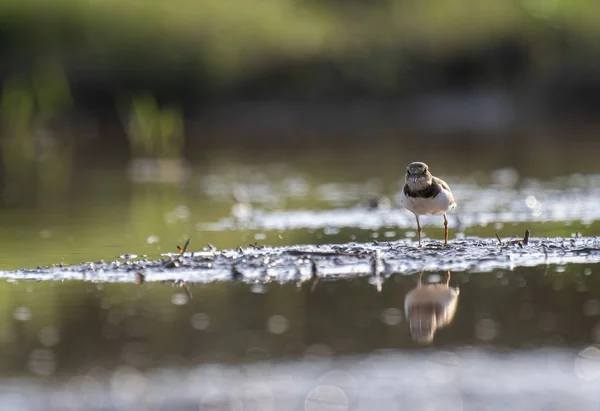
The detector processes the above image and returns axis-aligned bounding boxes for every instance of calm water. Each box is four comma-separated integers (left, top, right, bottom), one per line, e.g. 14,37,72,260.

2,265,600,410
1,145,599,270
4,265,600,372
2,141,600,409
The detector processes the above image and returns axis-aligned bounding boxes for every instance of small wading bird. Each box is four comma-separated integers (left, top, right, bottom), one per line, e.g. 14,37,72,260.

400,162,456,246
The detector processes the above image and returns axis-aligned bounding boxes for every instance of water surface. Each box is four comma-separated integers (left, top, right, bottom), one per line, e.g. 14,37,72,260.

2,264,600,410
2,141,600,409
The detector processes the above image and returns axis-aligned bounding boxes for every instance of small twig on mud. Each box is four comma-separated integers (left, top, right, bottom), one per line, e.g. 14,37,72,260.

495,233,503,245
177,239,191,255
163,239,189,268
501,230,530,248
162,257,181,269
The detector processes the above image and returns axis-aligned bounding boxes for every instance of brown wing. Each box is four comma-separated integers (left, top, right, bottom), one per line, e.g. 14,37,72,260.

433,176,456,208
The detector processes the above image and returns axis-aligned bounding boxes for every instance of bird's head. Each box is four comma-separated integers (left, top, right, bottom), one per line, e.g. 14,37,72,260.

405,162,432,186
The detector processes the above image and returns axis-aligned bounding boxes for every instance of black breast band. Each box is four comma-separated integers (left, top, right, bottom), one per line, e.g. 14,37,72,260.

403,182,441,198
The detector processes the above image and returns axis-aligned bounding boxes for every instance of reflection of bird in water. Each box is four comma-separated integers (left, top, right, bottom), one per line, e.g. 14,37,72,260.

400,162,456,246
404,271,459,345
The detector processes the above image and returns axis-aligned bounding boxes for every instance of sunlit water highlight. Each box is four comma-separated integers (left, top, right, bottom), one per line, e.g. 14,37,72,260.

202,174,600,232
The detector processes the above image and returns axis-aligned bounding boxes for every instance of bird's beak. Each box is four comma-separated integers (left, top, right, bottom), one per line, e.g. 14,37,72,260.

413,176,418,183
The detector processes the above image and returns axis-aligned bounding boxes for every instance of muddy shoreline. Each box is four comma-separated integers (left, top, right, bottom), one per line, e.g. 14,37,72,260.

4,235,600,283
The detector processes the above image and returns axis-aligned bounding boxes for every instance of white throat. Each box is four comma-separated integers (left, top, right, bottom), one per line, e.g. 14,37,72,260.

406,176,432,190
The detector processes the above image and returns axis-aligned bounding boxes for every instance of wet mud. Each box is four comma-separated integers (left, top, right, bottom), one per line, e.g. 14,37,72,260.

4,234,600,283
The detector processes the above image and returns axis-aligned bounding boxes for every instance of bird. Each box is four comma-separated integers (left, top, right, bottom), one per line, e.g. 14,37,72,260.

400,161,456,246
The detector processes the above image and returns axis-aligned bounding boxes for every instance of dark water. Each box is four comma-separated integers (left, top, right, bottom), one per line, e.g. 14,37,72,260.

4,264,600,372
2,264,600,409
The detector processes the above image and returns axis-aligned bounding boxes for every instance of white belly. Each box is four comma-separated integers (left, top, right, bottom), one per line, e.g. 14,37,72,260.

401,187,455,215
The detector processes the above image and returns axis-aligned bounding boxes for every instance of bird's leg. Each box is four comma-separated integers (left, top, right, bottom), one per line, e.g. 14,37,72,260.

418,271,423,286
443,214,449,246
445,270,451,285
415,214,422,247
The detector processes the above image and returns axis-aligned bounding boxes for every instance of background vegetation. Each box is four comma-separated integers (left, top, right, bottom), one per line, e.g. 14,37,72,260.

1,0,600,107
